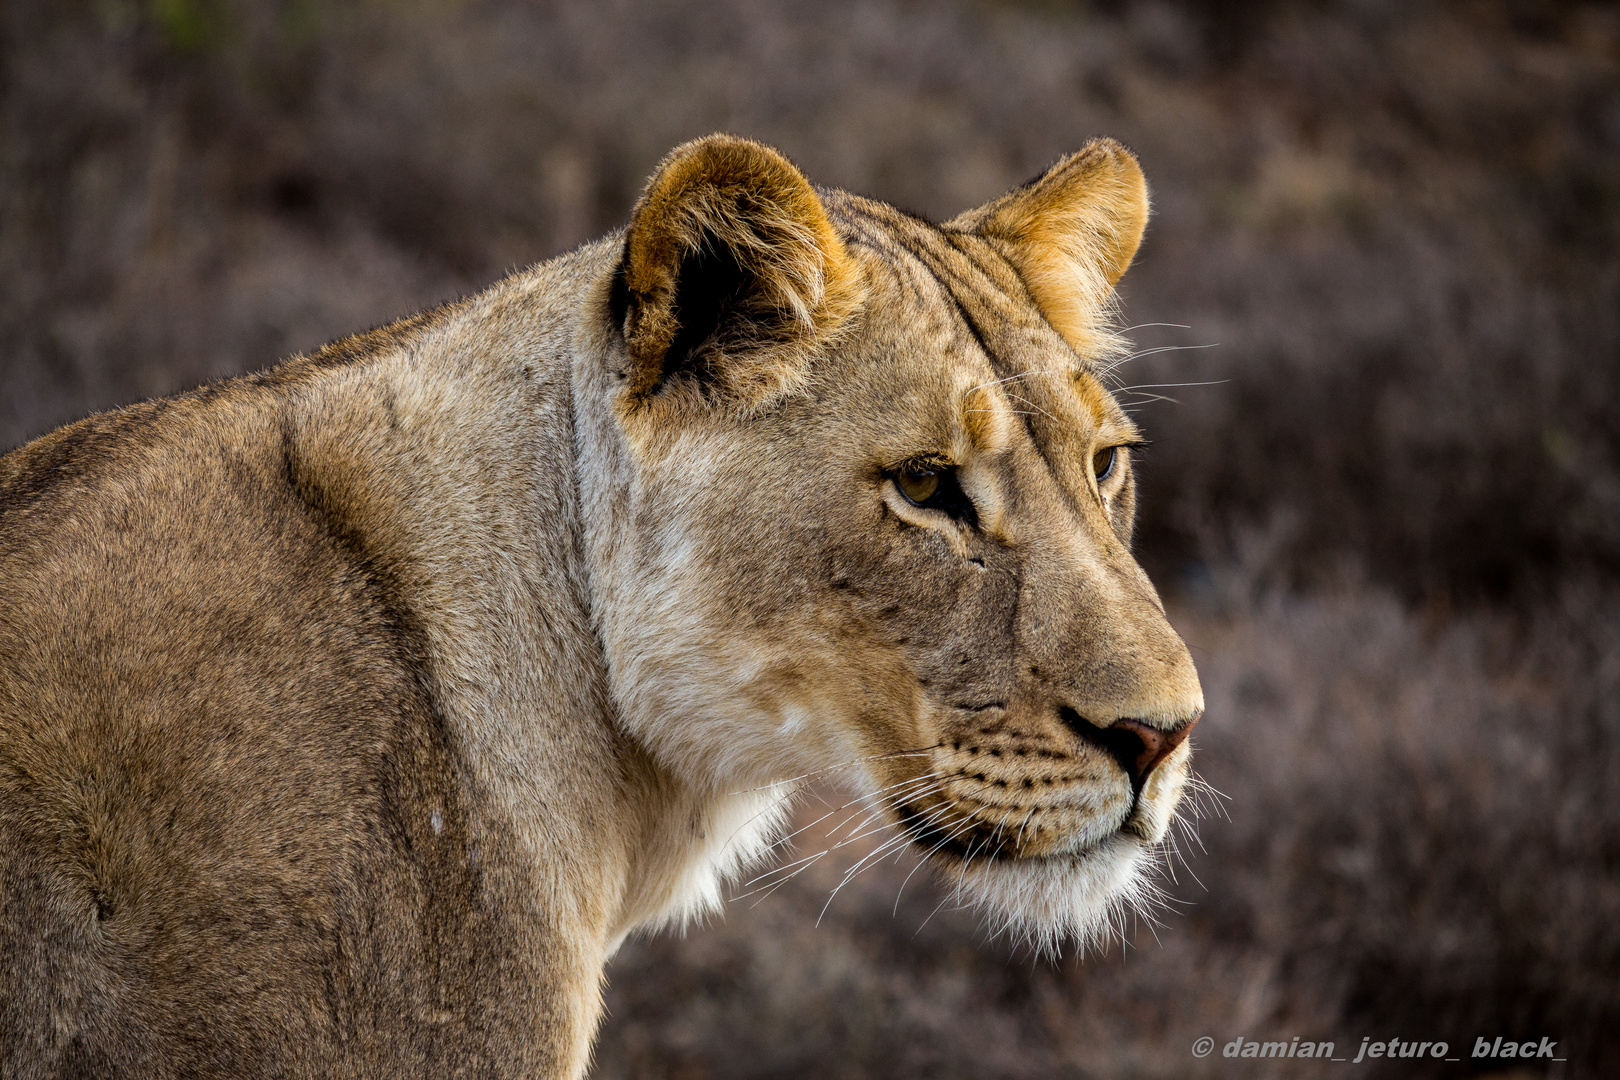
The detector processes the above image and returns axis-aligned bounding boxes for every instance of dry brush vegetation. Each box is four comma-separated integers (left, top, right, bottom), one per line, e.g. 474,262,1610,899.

2,0,1616,1076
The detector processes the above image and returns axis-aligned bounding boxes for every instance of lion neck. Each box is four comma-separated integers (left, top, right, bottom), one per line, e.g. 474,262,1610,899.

285,237,783,986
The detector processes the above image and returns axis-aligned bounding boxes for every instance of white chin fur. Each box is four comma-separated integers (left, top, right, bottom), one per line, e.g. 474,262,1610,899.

945,835,1162,957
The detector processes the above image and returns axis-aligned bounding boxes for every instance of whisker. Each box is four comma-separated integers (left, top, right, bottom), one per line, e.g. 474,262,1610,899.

1172,831,1209,893
749,775,929,861
1114,378,1229,392
744,780,930,893
1112,342,1221,365
965,371,1041,395
735,850,825,891
725,747,939,797
950,827,997,897
734,852,829,904
890,801,982,912
821,828,917,911
818,780,953,887
824,779,940,851
739,847,832,890
912,890,956,939
893,815,994,932
1014,805,1038,850
1002,392,1062,424
730,768,946,910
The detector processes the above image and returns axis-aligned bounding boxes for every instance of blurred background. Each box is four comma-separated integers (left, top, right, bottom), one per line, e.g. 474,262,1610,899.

2,0,1617,1075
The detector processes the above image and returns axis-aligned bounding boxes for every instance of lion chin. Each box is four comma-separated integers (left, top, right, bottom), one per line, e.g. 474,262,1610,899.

949,838,1155,955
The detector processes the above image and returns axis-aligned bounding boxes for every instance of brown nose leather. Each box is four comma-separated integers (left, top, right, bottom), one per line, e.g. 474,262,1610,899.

1111,714,1199,787
1061,706,1201,791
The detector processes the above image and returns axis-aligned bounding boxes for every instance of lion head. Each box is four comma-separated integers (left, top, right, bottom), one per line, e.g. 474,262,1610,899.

580,134,1203,950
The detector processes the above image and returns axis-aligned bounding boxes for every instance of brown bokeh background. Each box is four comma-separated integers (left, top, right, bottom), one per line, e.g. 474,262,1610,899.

3,1,1617,1076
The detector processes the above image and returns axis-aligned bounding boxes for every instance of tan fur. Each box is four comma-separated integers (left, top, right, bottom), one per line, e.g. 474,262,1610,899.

0,134,1200,1078
949,138,1150,361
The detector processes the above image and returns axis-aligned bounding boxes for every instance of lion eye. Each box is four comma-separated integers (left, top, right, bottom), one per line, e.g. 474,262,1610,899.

890,462,978,527
1092,446,1117,483
897,467,942,506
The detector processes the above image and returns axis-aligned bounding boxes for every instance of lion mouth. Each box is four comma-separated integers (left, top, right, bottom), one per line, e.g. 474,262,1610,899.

892,778,1154,864
892,798,1092,864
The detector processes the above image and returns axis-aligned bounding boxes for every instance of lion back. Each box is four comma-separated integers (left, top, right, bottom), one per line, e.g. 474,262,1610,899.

0,387,539,1077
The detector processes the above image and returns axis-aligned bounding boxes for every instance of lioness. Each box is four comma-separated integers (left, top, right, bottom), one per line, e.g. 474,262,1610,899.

0,134,1201,1078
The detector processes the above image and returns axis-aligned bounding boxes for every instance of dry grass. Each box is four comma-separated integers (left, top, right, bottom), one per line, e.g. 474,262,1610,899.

2,0,1616,1074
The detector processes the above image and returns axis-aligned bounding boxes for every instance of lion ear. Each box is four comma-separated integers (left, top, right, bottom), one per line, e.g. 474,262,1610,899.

615,134,863,407
948,138,1149,357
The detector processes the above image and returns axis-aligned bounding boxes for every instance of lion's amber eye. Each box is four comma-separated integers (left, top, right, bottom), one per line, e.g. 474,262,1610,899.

897,467,941,506
889,462,977,526
1093,446,1117,483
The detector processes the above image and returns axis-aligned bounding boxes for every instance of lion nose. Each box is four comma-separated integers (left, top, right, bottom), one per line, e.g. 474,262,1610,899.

1111,715,1199,786
1060,708,1200,791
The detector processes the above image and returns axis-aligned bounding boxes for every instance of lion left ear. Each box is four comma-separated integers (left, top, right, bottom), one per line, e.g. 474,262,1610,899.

948,138,1149,357
616,134,863,408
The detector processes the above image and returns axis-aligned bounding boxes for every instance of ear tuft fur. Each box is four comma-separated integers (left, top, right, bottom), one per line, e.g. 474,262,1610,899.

619,134,863,408
948,138,1149,363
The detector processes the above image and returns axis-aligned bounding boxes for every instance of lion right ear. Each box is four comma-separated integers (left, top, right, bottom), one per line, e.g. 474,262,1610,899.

948,138,1149,359
613,135,863,409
